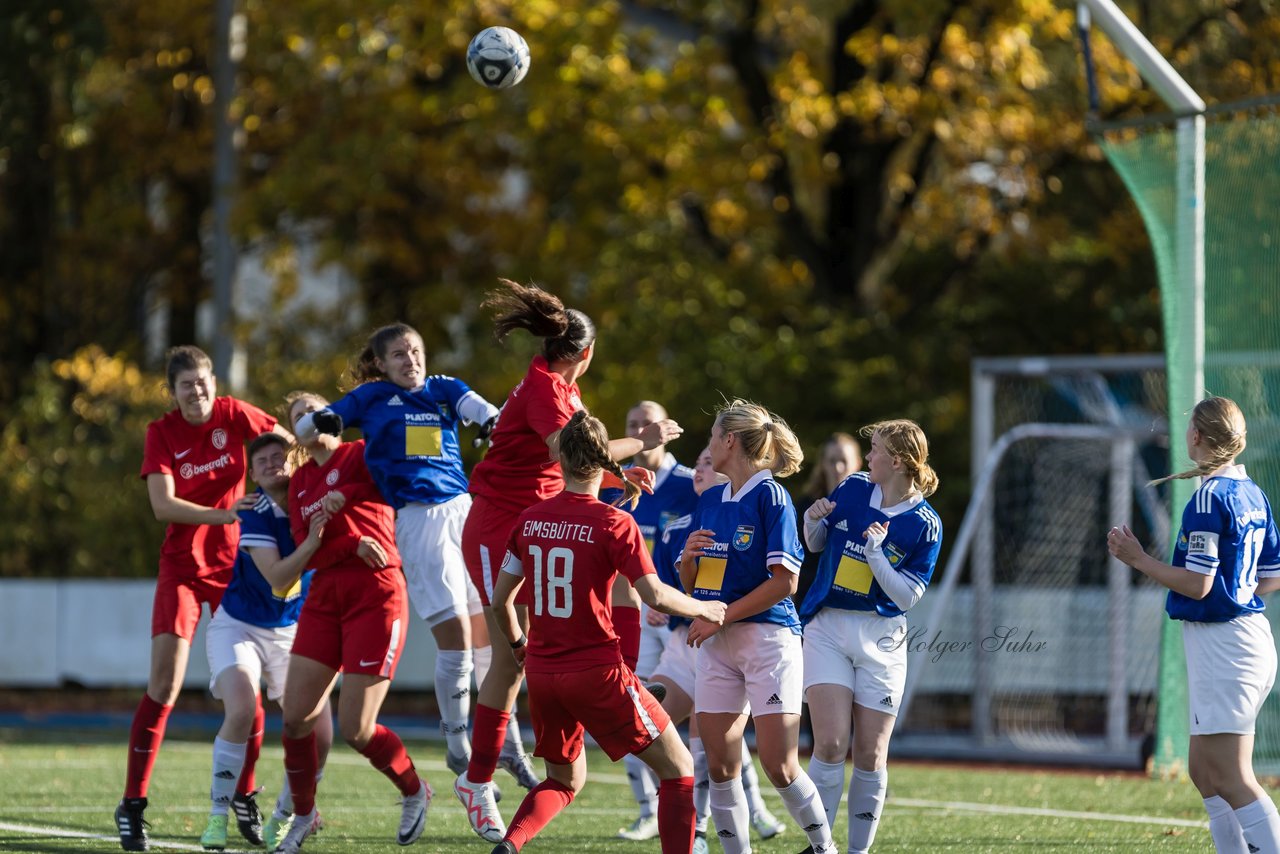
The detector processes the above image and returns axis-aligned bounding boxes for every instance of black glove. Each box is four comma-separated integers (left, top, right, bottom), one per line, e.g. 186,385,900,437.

314,410,344,436
473,416,498,448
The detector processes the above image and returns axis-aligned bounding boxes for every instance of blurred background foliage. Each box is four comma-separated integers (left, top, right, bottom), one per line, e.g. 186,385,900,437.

2,0,1274,576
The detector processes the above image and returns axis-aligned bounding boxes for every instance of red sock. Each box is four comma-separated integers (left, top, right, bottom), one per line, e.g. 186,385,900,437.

614,606,641,671
237,697,265,796
282,731,318,816
505,778,575,849
467,704,509,784
657,776,696,854
359,725,420,797
124,694,173,799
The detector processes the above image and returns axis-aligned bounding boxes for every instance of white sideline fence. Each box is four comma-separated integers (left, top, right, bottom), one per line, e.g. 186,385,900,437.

0,579,444,690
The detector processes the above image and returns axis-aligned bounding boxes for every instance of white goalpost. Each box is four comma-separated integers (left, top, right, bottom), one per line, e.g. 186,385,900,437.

893,355,1171,767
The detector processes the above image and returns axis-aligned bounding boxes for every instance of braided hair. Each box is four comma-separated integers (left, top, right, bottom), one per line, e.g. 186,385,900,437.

559,410,640,509
482,279,596,364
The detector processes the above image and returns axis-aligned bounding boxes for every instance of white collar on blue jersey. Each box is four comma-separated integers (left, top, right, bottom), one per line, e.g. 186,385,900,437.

870,483,924,516
1205,463,1248,481
720,468,774,503
651,452,678,491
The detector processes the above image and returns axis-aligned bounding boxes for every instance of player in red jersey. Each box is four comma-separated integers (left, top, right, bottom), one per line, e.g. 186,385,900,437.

116,345,284,853
456,280,682,843
486,411,726,854
271,391,431,854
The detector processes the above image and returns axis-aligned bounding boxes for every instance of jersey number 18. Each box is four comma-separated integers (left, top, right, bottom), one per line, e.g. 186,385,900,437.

527,544,574,618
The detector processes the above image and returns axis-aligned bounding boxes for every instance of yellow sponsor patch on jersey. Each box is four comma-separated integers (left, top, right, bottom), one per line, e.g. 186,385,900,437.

405,425,443,457
834,554,873,594
272,578,302,601
695,556,727,592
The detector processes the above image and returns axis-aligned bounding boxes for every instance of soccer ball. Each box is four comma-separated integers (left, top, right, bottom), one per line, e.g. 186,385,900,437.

466,26,531,90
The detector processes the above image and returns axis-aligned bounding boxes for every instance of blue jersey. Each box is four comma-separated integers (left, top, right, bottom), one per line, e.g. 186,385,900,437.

687,470,803,633
798,473,942,620
329,377,489,509
601,454,699,554
221,489,313,629
655,513,695,630
1166,466,1280,623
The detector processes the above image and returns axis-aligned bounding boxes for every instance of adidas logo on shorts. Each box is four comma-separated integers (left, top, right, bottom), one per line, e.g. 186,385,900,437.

388,395,404,406
766,693,783,705
880,696,894,708
835,519,848,531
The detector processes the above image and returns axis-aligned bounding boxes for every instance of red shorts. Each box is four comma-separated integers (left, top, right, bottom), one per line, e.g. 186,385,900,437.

462,495,522,607
291,565,408,678
527,662,671,764
151,566,231,641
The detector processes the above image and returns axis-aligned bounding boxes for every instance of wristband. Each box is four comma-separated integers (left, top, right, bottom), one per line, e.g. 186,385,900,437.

510,634,527,650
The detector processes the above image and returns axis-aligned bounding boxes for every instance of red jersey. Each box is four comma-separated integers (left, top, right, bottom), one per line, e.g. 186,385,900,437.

502,490,655,674
469,355,583,515
290,439,400,573
140,396,277,577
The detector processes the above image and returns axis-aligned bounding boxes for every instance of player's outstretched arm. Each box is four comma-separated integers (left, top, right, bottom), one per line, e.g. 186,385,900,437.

146,473,255,525
633,575,725,624
1107,524,1213,600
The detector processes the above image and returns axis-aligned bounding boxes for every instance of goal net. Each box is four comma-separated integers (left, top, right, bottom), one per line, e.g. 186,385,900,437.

894,355,1169,767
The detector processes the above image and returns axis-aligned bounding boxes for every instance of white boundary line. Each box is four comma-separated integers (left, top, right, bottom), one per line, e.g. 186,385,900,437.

892,797,1209,828
0,821,222,851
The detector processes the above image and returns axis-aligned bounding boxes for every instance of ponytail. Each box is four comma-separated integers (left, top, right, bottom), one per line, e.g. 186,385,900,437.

715,399,804,478
859,419,938,498
483,279,596,364
1150,396,1247,485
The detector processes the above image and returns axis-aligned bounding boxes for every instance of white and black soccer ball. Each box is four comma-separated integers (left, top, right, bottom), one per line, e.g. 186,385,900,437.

466,26,531,90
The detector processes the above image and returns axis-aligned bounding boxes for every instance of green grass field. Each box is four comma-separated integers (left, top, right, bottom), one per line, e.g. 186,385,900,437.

0,728,1213,852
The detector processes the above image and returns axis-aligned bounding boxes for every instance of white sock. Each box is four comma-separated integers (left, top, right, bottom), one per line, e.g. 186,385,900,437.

691,737,710,833
1205,795,1248,853
807,756,846,829
473,644,493,689
740,740,768,818
776,772,834,852
435,649,474,759
623,752,659,818
847,766,887,854
709,776,752,854
1236,798,1280,854
210,737,246,816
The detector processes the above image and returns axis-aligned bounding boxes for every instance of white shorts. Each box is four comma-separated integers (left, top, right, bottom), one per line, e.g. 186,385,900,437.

397,496,483,626
802,608,907,716
696,621,804,717
205,608,296,702
636,605,668,678
1184,611,1277,736
653,624,698,700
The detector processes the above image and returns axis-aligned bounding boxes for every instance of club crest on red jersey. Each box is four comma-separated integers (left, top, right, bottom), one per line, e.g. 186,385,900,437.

211,428,227,449
325,469,340,486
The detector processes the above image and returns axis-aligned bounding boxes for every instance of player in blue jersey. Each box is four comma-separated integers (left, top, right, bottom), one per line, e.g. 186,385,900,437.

199,433,334,851
295,323,540,787
680,399,835,854
602,400,702,842
799,419,941,854
1109,397,1280,853
647,445,785,854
